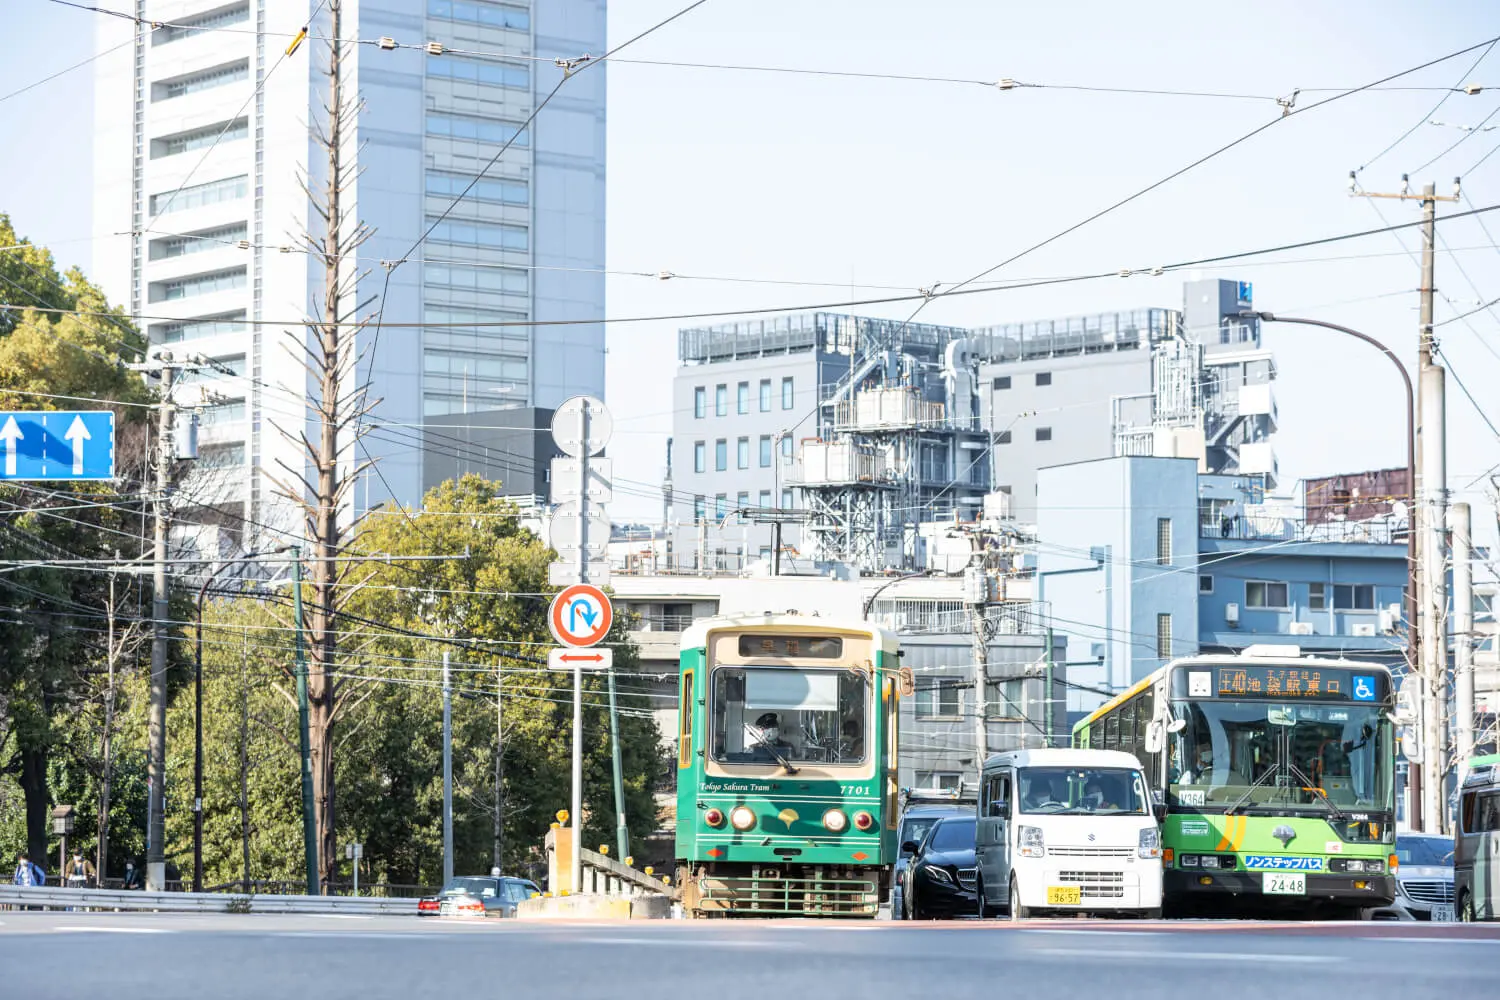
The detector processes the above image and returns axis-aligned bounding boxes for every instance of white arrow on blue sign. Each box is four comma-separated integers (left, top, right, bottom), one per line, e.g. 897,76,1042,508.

0,411,115,481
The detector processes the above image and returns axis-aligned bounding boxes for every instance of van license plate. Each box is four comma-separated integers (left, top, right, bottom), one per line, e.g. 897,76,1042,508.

1047,886,1082,906
1431,903,1454,922
1263,873,1305,895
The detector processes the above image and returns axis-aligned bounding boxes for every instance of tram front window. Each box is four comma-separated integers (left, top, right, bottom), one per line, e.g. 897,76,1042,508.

711,667,867,765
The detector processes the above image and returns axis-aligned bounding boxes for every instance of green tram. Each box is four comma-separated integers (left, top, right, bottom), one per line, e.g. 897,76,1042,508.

674,613,904,917
1073,645,1397,918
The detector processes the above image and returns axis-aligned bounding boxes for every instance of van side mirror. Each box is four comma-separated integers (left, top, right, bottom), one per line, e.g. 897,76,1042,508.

901,840,920,856
1153,803,1167,824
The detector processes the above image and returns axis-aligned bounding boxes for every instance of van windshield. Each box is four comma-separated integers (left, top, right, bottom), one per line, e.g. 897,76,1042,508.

1017,767,1150,816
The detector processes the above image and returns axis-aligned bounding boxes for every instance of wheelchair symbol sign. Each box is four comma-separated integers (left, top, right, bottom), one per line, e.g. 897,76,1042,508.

1352,675,1376,702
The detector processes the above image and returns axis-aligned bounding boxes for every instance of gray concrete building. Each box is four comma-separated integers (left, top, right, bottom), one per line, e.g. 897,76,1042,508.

421,405,562,503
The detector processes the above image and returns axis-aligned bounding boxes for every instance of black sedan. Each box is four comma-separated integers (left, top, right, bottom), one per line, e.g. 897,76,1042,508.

901,816,978,920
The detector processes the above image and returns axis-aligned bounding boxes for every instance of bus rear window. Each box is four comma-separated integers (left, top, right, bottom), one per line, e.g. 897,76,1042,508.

737,635,843,658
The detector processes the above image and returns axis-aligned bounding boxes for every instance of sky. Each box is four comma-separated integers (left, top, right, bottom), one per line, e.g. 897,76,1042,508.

2,0,1499,533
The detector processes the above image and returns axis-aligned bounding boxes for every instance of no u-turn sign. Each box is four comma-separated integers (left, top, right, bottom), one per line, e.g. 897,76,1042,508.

548,583,612,647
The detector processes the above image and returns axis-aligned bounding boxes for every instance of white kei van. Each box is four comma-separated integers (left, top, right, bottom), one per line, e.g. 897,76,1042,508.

975,748,1164,918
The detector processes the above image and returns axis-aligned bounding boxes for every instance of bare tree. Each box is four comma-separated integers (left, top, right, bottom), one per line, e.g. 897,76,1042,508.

263,0,377,890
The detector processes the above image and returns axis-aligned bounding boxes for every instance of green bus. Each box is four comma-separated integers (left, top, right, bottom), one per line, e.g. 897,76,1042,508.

1073,645,1397,918
674,613,903,917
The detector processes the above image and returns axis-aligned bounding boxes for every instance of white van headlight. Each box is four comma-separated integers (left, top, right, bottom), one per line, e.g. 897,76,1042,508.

1018,825,1045,858
1138,827,1161,859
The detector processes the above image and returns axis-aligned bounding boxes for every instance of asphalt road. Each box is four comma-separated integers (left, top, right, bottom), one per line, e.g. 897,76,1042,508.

1,912,1496,1000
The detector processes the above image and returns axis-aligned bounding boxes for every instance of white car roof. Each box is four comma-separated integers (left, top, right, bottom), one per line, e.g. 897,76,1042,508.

981,748,1144,771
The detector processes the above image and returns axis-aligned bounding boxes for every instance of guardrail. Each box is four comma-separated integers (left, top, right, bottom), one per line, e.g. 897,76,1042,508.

0,884,418,915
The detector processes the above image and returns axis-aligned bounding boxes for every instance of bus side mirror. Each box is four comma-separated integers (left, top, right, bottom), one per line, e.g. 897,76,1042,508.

1153,803,1167,824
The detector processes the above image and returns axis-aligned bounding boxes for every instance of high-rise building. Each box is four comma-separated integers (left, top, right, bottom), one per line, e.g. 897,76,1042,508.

92,0,605,537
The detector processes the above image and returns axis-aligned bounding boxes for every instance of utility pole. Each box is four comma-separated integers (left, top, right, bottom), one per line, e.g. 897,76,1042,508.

1453,502,1476,770
493,664,504,874
966,559,992,779
96,558,119,888
443,650,453,887
1354,174,1460,833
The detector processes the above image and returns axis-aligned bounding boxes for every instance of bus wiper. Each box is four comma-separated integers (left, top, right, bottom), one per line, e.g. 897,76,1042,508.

751,733,800,776
1224,764,1282,815
1285,760,1347,823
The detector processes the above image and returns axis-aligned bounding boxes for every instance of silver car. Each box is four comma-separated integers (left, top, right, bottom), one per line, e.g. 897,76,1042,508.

1370,834,1454,921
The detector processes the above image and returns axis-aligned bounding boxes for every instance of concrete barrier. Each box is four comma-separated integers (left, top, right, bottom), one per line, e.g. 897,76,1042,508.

515,894,675,920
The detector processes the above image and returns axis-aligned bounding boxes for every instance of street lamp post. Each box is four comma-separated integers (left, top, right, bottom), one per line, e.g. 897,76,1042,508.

194,547,290,892
1239,311,1417,668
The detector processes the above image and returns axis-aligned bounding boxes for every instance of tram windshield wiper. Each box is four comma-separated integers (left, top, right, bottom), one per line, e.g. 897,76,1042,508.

750,733,800,775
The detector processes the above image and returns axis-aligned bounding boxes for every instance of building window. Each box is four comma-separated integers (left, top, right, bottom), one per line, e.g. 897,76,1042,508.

1309,582,1328,610
714,439,727,471
715,384,728,417
424,217,528,251
993,376,1011,390
150,224,249,260
1199,574,1214,594
996,430,1012,445
1246,581,1289,609
915,771,962,791
1036,372,1052,386
736,438,749,469
693,441,706,474
736,491,749,509
427,0,530,31
197,442,245,469
200,399,246,426
780,436,793,460
425,112,529,147
1156,613,1172,659
154,60,249,101
425,53,529,90
1035,427,1052,442
782,377,794,409
694,387,706,419
1156,518,1172,566
737,382,749,414
759,435,772,467
425,171,528,206
1334,584,1377,611
759,379,772,411
781,489,794,509
693,495,705,522
149,268,247,302
714,494,727,520
759,490,771,508
915,681,961,720
154,312,245,344
423,263,527,295
149,175,247,215
151,118,248,159
154,3,248,44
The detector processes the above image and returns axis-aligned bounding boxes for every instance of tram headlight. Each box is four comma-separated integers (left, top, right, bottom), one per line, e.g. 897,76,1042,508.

853,811,875,832
823,809,849,833
729,806,757,831
704,808,725,828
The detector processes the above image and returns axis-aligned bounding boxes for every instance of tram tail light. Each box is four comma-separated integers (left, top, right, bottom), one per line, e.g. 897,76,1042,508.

853,811,875,832
704,808,725,828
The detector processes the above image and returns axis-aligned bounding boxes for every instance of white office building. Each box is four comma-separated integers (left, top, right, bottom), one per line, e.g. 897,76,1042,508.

92,0,605,539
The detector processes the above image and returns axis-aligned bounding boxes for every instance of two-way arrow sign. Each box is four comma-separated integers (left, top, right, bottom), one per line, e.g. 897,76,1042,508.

547,647,613,672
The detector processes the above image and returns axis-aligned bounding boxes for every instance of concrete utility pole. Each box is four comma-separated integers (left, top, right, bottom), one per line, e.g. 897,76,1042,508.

443,650,453,888
1354,175,1460,833
966,561,991,779
1453,503,1476,769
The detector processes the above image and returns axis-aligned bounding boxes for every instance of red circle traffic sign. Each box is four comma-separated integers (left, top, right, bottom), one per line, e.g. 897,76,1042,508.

549,584,613,647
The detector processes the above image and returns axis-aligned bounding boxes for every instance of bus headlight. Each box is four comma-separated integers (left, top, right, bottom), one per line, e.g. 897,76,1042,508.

730,806,756,831
823,809,849,833
1138,827,1161,859
1018,825,1045,858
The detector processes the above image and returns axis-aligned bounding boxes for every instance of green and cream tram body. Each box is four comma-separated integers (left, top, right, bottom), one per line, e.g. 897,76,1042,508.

674,614,902,917
1074,646,1397,918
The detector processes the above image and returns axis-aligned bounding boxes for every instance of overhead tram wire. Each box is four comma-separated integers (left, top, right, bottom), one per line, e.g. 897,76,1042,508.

1410,100,1500,175
0,35,135,104
1355,38,1498,176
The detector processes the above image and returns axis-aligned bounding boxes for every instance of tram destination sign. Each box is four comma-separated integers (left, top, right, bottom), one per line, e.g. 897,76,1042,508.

1210,666,1383,702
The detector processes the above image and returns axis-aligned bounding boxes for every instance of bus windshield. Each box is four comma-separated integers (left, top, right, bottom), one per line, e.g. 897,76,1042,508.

710,667,868,765
1017,767,1150,816
1169,701,1392,815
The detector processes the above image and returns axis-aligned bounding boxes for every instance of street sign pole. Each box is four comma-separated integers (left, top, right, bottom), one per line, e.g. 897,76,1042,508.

571,403,587,897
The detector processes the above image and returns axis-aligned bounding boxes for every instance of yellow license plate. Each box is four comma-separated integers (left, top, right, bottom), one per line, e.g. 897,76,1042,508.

1046,885,1081,906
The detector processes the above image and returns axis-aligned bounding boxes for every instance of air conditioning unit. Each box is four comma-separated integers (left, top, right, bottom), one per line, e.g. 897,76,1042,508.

1379,603,1402,634
1351,623,1377,637
1288,621,1314,636
1225,603,1240,628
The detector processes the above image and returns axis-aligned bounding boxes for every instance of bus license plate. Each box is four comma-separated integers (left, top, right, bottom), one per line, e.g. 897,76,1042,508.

1047,886,1082,906
1263,873,1306,895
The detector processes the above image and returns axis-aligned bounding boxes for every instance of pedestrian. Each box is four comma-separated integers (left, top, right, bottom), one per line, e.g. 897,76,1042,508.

122,859,142,890
66,851,97,889
12,852,46,887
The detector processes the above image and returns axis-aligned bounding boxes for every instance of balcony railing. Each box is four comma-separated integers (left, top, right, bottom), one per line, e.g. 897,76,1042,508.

1202,512,1407,546
629,612,698,632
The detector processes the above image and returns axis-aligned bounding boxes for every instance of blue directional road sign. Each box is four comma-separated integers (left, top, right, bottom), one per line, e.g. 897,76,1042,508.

0,410,115,481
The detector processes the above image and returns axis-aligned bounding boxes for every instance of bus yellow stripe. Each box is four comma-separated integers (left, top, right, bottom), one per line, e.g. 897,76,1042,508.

1214,822,1232,851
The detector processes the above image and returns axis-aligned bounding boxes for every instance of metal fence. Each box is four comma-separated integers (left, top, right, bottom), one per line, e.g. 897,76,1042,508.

0,884,419,914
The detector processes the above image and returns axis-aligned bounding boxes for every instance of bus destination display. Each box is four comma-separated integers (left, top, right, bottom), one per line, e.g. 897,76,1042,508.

1214,666,1381,702
737,635,843,658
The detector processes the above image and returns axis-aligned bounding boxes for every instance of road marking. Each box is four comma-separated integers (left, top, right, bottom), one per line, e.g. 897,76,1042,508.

575,936,796,949
1030,947,1337,964
312,914,374,920
1019,929,1167,937
1378,936,1500,945
53,926,174,935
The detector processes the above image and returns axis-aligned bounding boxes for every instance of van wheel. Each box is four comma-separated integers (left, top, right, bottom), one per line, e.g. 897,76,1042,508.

1459,891,1475,923
1009,874,1031,920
